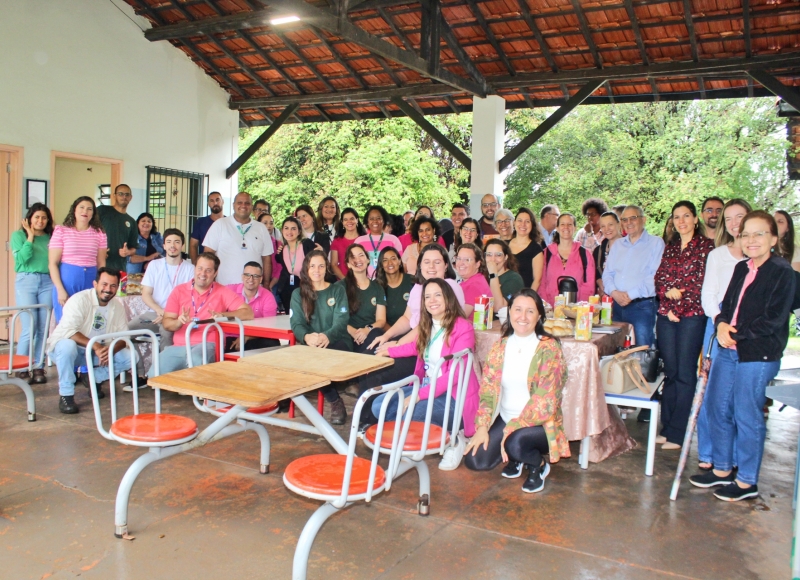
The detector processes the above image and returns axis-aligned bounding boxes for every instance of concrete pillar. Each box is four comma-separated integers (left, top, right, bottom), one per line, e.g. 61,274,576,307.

469,95,505,218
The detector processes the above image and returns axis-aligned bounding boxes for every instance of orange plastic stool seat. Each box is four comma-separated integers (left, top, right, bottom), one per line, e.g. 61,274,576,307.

218,403,278,414
6,355,31,371
364,421,449,451
110,414,198,443
284,454,385,496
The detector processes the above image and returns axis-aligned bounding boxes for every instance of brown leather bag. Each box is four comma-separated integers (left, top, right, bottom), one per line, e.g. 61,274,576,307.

601,345,652,395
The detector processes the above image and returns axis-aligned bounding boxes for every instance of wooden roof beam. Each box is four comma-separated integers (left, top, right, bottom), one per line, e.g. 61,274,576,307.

465,0,515,75
682,0,699,61
516,0,557,73
419,0,441,75
748,70,800,114
227,104,299,178
697,76,706,99
743,0,752,59
231,82,457,108
569,0,602,68
377,8,414,52
391,97,471,169
622,0,649,66
439,10,487,88
144,0,486,96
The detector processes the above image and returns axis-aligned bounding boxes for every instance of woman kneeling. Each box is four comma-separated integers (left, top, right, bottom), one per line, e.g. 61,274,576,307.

464,289,568,494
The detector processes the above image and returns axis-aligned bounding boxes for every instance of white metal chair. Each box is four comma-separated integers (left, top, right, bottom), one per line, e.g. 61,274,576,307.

361,349,472,515
283,374,420,580
84,328,270,539
0,304,52,421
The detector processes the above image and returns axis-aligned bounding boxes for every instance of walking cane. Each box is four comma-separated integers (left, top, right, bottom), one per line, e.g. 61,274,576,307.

670,332,716,501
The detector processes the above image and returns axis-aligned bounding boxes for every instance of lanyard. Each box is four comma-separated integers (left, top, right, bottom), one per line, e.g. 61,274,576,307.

423,326,446,368
367,233,385,255
166,262,182,291
237,223,252,248
191,281,213,317
286,241,300,274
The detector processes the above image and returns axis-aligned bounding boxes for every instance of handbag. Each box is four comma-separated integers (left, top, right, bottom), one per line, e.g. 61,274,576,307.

627,347,660,383
601,346,652,395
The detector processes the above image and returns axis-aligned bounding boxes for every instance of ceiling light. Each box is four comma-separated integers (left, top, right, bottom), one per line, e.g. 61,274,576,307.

270,15,300,25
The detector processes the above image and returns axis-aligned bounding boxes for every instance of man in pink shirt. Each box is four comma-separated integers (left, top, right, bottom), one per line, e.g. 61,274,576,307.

225,261,279,353
148,253,253,375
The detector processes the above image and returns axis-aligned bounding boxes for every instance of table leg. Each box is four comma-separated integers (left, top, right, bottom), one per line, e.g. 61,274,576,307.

580,437,590,470
291,394,348,455
646,402,659,477
793,427,800,578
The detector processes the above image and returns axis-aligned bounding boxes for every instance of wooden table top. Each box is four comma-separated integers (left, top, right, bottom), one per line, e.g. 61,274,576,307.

238,345,394,381
147,361,331,406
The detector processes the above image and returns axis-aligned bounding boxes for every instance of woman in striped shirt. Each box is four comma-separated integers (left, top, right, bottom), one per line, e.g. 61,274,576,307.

48,196,108,321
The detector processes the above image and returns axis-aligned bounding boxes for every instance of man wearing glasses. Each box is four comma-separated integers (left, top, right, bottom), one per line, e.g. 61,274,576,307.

538,204,560,246
252,199,270,220
224,261,279,354
602,205,665,351
97,184,139,273
701,197,724,241
479,193,500,237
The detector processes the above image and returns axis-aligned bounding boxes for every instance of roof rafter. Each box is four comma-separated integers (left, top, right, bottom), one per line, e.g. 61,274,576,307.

516,0,557,73
391,96,471,169
682,0,699,61
569,0,602,68
465,0,515,75
748,70,800,114
743,0,752,59
439,10,487,89
622,0,649,66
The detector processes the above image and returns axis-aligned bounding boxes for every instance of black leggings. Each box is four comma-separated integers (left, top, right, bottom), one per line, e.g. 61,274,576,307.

463,416,549,471
352,327,385,355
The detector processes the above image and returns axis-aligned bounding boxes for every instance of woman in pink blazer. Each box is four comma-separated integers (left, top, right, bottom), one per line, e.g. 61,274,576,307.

372,278,480,438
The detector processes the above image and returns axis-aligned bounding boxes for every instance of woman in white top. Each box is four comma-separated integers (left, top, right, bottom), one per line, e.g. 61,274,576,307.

696,198,751,470
464,289,569,494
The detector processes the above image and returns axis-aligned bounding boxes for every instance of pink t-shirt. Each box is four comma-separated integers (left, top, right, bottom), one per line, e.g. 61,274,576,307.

398,232,446,251
408,279,466,328
460,273,492,307
355,233,402,276
49,225,108,267
331,236,359,277
165,281,245,347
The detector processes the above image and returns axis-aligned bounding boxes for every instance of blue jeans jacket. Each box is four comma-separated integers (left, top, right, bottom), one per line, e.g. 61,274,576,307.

127,232,165,274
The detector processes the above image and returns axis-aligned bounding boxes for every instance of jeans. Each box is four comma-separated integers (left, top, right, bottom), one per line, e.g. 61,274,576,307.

51,339,132,396
706,347,780,485
657,314,706,444
54,263,96,322
697,317,724,464
14,272,53,367
128,314,174,350
371,385,461,433
150,343,217,376
612,297,656,347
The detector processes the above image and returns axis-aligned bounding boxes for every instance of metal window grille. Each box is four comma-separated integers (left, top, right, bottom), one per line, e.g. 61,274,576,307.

145,166,208,237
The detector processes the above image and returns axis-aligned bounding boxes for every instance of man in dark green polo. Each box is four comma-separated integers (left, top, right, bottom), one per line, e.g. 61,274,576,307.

97,184,138,272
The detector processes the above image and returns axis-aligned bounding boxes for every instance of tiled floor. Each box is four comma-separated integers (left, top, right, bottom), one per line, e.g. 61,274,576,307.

0,372,795,579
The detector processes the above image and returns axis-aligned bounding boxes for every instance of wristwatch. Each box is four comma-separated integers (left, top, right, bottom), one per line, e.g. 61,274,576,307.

489,273,497,280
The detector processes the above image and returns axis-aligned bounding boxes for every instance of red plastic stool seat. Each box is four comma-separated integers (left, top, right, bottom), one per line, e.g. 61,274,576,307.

7,355,32,371
364,421,449,451
284,454,385,496
218,403,278,414
110,414,198,443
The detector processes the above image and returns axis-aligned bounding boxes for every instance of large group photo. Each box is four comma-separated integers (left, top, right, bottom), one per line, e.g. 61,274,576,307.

3,1,800,579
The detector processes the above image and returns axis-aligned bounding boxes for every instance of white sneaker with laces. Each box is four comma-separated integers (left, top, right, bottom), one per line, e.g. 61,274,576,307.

438,430,467,471
122,381,149,392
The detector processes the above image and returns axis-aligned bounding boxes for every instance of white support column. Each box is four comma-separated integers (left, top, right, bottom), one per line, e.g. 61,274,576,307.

469,95,505,217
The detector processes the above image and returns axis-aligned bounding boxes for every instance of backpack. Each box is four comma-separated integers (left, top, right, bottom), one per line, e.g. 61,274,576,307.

544,245,588,283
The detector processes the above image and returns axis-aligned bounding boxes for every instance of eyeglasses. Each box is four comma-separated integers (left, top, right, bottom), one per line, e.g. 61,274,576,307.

739,231,770,241
481,202,498,208
460,227,477,234
242,273,263,280
455,256,474,263
116,192,132,198
495,219,512,226
703,208,723,215
620,216,642,223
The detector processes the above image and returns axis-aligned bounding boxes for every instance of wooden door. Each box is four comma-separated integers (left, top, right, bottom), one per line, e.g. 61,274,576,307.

0,151,10,339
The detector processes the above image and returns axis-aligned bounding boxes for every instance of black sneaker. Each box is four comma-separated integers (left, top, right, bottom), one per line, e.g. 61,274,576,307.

501,461,524,479
522,462,550,494
78,373,105,400
59,395,79,414
637,409,651,423
714,482,759,502
689,470,736,488
329,398,347,425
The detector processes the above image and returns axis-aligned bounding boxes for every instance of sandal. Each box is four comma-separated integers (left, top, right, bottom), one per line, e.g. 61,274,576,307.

698,462,713,471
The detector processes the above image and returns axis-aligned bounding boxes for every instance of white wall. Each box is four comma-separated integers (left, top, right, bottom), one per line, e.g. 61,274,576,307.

0,0,240,220
53,158,112,223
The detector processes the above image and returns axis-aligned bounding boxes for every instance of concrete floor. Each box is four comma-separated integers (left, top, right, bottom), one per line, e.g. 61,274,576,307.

0,372,796,580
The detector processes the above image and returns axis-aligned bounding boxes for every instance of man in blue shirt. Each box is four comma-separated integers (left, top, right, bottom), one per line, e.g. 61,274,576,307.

538,204,559,247
602,205,665,349
190,191,224,264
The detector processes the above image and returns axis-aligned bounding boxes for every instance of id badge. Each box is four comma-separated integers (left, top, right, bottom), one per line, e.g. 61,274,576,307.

289,274,295,285
421,376,431,389
370,251,379,269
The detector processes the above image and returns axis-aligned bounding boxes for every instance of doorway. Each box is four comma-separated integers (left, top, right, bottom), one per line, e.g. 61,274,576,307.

0,144,23,340
51,151,123,224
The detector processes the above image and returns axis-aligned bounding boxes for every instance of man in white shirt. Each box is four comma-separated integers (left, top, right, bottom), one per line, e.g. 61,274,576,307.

129,228,195,350
202,192,273,285
48,268,132,414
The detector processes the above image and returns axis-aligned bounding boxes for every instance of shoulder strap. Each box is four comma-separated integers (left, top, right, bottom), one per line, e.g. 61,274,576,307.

579,247,587,283
544,247,552,267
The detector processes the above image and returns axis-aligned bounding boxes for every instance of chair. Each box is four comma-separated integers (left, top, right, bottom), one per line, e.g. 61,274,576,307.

283,374,420,580
361,349,472,515
0,304,52,422
84,329,270,538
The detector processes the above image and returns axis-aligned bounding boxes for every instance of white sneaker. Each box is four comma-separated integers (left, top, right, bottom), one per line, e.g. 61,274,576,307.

122,381,148,392
438,430,467,471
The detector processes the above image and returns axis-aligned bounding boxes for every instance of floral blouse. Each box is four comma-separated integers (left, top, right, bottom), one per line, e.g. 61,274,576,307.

655,233,715,317
475,336,570,462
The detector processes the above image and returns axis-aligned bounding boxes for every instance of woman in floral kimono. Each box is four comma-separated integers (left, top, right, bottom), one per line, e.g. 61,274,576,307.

464,288,568,494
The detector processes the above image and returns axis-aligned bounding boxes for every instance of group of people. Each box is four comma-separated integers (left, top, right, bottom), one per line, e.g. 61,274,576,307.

10,187,797,499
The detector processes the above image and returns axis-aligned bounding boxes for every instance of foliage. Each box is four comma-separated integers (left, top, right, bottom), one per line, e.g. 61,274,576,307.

239,98,798,232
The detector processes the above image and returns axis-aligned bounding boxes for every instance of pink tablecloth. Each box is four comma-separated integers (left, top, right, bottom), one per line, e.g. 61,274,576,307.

120,295,152,376
474,322,637,463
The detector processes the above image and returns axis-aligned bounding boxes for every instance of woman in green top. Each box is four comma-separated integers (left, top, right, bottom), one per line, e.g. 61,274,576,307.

11,203,55,383
484,238,525,310
375,246,415,327
289,250,350,424
339,244,387,353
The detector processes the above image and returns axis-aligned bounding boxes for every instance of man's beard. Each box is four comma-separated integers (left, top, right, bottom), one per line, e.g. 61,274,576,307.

210,206,222,214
